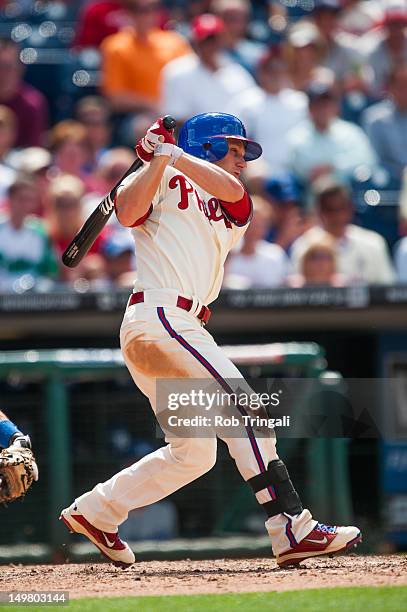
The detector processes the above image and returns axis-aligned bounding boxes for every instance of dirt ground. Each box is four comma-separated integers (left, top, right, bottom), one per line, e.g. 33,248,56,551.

0,555,406,599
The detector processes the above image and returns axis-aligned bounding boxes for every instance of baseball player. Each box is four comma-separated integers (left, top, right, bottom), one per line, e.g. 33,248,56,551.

60,113,361,568
0,409,38,503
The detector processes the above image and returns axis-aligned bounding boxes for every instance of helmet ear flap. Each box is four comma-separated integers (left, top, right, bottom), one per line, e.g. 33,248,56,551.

205,137,229,161
200,141,213,161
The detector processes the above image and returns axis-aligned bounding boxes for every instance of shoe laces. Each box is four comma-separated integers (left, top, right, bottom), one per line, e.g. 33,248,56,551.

316,522,337,534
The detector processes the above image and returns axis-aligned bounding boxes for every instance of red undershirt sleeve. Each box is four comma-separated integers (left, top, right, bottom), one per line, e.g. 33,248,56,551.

113,190,153,228
219,189,253,227
113,164,167,228
129,203,153,227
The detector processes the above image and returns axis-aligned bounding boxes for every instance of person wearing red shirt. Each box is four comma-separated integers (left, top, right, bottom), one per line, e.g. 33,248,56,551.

74,0,170,49
74,1,133,49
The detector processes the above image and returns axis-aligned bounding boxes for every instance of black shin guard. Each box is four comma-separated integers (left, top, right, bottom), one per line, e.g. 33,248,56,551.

247,459,303,518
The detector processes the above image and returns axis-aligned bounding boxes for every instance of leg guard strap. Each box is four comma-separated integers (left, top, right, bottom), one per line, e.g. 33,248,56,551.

247,459,303,518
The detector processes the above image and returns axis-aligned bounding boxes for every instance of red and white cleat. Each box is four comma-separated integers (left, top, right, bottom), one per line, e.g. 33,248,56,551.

59,504,135,568
276,522,362,568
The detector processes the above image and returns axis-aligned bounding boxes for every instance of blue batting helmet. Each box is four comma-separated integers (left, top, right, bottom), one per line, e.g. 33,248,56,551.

177,112,262,163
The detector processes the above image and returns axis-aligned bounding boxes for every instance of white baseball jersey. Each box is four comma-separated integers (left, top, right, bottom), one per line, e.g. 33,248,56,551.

120,165,252,305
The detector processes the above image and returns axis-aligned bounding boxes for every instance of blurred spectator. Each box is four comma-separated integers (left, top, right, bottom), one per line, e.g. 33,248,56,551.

223,195,289,288
229,47,307,174
284,22,325,92
211,0,266,74
117,109,157,148
363,0,407,98
290,175,395,284
339,0,383,36
93,146,135,194
100,229,136,287
239,156,270,196
75,96,112,173
8,147,52,217
264,172,314,252
186,0,213,20
82,146,135,216
161,13,254,121
48,120,97,190
49,120,87,176
0,38,49,148
74,0,134,49
311,0,367,91
362,64,407,181
101,0,191,114
0,176,58,290
287,71,377,184
0,105,17,200
47,174,106,283
287,232,346,287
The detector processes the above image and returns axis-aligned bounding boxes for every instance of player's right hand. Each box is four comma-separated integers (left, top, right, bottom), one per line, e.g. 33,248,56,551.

136,117,176,162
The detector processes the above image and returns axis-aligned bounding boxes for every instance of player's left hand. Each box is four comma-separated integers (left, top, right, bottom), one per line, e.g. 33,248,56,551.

136,117,176,162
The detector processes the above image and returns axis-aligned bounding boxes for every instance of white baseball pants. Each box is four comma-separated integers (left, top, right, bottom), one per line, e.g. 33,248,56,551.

75,291,316,555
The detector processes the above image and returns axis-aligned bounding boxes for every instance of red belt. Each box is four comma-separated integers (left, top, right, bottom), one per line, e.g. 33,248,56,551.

129,292,211,325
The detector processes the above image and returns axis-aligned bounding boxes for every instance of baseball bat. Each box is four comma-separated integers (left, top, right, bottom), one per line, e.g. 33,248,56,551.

62,115,176,268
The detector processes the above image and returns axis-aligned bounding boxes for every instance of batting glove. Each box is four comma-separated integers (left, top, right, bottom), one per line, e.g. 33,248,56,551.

154,143,183,166
135,117,176,163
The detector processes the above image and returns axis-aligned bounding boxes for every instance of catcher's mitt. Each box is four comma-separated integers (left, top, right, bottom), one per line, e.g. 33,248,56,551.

0,445,38,504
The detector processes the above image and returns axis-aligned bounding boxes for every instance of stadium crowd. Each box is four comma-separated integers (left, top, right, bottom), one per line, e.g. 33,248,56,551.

0,0,406,291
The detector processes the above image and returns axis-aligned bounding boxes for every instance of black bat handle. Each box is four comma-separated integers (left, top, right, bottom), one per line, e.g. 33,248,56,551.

62,115,176,268
162,115,176,131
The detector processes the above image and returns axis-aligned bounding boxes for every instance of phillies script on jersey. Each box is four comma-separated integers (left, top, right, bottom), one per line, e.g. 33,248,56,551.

118,166,252,305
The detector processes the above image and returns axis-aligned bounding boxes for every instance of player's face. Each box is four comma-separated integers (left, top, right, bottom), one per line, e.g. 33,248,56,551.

214,139,247,178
